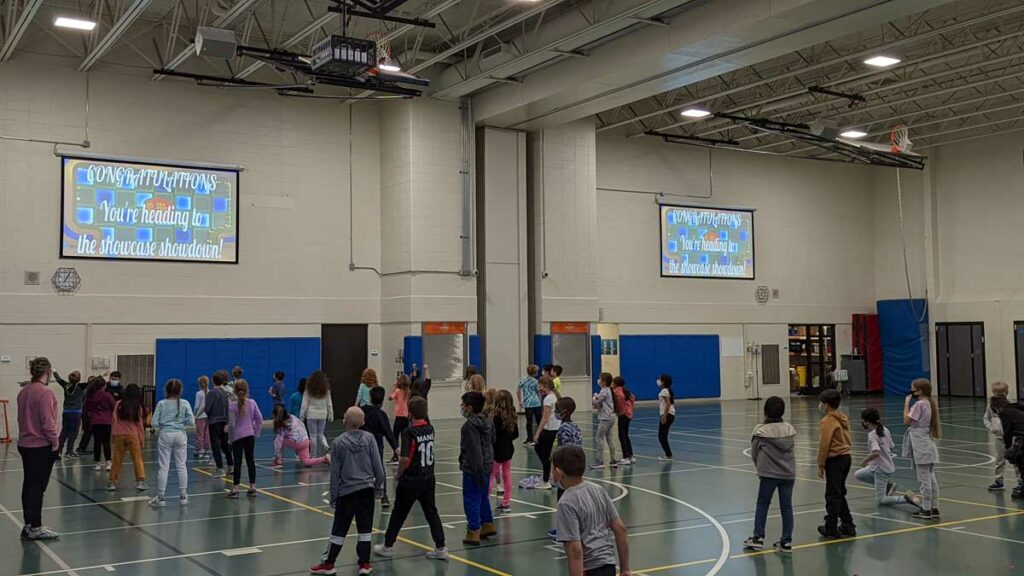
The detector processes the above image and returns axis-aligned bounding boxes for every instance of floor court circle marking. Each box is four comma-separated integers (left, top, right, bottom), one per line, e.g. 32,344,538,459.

592,478,730,576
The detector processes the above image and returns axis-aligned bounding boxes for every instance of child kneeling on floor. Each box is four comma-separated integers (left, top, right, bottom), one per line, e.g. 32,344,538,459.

460,390,496,546
309,407,385,576
743,396,797,553
853,408,920,510
553,445,631,576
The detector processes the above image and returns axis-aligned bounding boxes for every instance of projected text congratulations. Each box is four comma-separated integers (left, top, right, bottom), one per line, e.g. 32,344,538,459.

61,157,239,263
660,206,754,279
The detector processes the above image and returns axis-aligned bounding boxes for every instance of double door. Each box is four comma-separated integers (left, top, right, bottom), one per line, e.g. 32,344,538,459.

936,322,985,397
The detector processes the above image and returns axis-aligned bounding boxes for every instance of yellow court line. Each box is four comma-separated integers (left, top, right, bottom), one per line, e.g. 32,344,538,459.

633,557,718,574
191,467,513,576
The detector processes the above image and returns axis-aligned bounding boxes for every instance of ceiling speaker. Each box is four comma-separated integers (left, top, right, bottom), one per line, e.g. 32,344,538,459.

196,27,237,59
809,118,839,140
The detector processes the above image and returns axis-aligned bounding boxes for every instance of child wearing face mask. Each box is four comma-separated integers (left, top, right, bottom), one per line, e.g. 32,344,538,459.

816,390,854,539
853,408,921,511
903,379,942,520
657,374,676,461
106,371,124,402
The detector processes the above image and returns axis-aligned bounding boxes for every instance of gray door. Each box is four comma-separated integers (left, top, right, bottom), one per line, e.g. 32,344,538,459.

937,323,986,398
1015,323,1024,399
936,325,949,395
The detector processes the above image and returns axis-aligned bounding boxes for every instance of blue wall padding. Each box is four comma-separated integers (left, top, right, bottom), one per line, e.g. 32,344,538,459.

403,336,423,377
877,299,930,396
469,335,482,374
155,337,320,419
619,335,721,400
533,335,552,369
592,335,602,393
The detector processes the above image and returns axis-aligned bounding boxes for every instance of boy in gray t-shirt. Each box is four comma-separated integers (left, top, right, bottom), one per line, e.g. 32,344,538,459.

553,445,631,576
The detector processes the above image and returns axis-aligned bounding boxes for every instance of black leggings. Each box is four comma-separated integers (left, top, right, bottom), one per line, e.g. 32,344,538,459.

19,446,56,529
210,422,234,469
77,415,92,452
327,487,376,565
232,436,256,486
384,478,445,548
392,417,409,453
92,424,112,462
658,414,675,458
617,415,633,459
536,429,558,482
524,407,542,441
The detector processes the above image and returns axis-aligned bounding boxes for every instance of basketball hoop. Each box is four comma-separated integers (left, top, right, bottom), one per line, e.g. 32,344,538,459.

890,124,913,153
367,32,395,70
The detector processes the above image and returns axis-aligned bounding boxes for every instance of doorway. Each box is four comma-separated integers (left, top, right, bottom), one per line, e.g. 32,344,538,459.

598,323,620,377
788,324,836,395
321,324,369,413
936,322,985,397
1014,322,1024,399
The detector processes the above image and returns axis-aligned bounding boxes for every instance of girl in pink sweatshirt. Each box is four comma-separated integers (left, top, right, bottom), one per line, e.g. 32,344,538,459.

272,405,329,468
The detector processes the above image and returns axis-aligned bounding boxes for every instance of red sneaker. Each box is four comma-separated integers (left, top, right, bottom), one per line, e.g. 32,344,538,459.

358,563,374,575
309,562,336,575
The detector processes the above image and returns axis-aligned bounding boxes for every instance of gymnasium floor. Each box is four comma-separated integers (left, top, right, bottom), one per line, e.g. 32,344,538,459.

1,395,1021,576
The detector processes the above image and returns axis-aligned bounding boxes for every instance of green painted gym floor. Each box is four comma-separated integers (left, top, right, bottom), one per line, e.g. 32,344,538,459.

1,396,1021,575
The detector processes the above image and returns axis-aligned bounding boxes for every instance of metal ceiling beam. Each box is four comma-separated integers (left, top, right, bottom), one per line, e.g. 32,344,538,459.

153,0,269,80
80,0,155,72
0,0,43,63
596,2,1024,133
234,12,334,79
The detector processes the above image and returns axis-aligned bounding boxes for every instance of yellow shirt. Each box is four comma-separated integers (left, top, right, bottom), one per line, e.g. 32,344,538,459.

553,377,562,393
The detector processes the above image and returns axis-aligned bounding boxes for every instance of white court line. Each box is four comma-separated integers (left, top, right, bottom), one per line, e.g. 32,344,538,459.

221,547,261,556
628,507,827,538
0,499,80,576
851,509,1024,545
58,507,305,536
433,480,557,512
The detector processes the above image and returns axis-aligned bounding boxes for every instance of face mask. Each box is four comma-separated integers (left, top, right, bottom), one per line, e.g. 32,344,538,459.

862,422,869,430
656,380,663,388
818,403,826,416
109,380,120,387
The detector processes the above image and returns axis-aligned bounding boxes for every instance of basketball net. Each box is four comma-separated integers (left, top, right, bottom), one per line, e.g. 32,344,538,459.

367,32,391,68
890,124,913,154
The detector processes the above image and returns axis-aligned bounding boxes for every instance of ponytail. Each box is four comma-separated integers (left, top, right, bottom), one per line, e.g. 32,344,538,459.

861,408,886,439
235,379,250,416
913,379,941,439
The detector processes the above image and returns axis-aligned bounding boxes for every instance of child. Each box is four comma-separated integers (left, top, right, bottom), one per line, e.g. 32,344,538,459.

816,389,855,538
743,396,797,553
482,388,502,495
355,368,377,407
227,379,263,499
984,382,1020,491
902,378,941,520
388,374,411,463
54,370,86,458
227,366,243,399
534,376,562,490
462,365,480,391
592,373,618,470
84,377,114,472
518,365,542,445
106,371,124,402
657,374,676,461
149,379,196,507
411,364,432,400
309,407,384,576
373,397,448,560
108,383,147,492
272,405,329,468
290,377,307,417
853,408,919,510
465,374,487,393
552,445,631,576
301,370,334,458
269,371,286,407
612,377,635,466
194,375,210,460
206,370,235,477
460,391,495,546
491,390,519,513
361,386,397,509
994,397,1024,499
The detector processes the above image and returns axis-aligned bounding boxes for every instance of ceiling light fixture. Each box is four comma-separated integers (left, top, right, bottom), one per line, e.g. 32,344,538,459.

840,129,868,139
864,55,900,67
54,17,97,31
680,108,711,118
378,58,401,72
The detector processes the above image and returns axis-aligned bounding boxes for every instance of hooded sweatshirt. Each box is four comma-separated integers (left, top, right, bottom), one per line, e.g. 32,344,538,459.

999,402,1024,451
54,373,87,412
460,412,494,479
818,410,852,469
329,429,385,502
360,403,397,455
750,420,798,479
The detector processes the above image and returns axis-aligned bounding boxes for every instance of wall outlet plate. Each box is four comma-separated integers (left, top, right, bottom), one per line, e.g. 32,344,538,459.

0,355,11,363
370,349,379,357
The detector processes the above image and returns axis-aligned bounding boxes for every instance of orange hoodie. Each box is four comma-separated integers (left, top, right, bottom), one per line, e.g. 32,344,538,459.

817,410,852,469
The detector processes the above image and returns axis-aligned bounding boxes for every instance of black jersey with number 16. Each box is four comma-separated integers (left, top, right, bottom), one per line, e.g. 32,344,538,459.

399,420,435,482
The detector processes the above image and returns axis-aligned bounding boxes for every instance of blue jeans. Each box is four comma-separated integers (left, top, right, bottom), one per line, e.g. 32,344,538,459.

753,477,794,543
462,472,493,531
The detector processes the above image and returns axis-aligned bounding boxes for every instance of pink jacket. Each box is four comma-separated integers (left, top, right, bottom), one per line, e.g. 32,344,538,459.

17,382,59,450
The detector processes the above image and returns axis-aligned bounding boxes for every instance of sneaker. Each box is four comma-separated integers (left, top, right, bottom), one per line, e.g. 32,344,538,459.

590,463,605,470
389,455,399,464
272,457,283,467
658,456,672,462
180,495,189,506
247,489,258,498
380,495,391,510
67,451,79,459
742,536,764,550
817,525,841,539
1012,488,1024,500
226,490,240,500
357,564,373,576
535,482,552,491
610,461,619,469
773,541,792,553
24,526,59,541
547,528,557,541
373,544,393,557
630,456,637,464
523,440,535,446
136,482,148,491
904,491,923,509
147,496,166,508
885,481,899,497
94,463,102,472
988,480,1005,491
309,562,337,575
912,510,933,520
226,465,234,475
840,525,857,537
930,509,940,519
496,485,505,495
498,504,512,513
214,468,226,478
106,461,112,471
425,547,448,560
618,459,632,466
105,482,116,492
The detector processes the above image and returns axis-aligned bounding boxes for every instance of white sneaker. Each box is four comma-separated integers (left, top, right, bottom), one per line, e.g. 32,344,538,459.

425,547,449,560
658,456,672,462
226,465,234,475
496,485,505,495
373,544,393,557
535,482,552,490
147,496,166,508
630,457,637,464
618,459,632,466
214,468,226,478
180,494,189,506
136,482,148,491
94,463,102,472
105,461,112,471
590,463,605,470
105,482,116,492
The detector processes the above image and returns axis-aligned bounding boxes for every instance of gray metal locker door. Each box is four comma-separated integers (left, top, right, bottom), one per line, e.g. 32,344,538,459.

972,324,986,398
947,325,975,397
1016,323,1024,399
936,325,949,395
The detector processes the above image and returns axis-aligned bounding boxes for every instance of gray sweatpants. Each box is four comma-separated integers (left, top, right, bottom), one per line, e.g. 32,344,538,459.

995,439,1022,482
594,419,616,466
915,462,939,510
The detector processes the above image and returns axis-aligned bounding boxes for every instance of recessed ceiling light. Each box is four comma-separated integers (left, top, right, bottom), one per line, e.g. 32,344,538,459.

864,55,900,67
840,129,868,139
55,17,97,31
681,108,711,118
